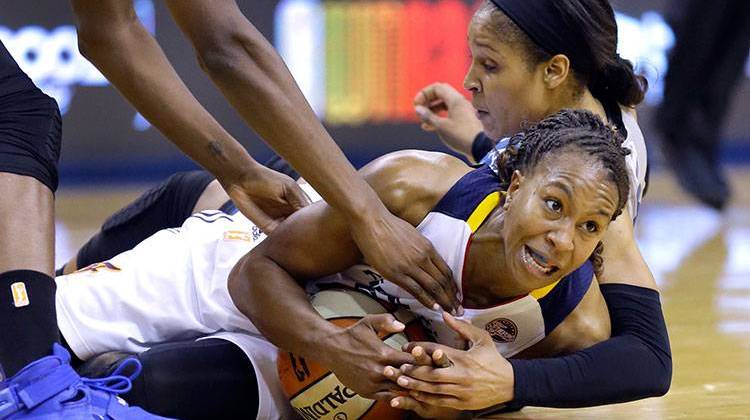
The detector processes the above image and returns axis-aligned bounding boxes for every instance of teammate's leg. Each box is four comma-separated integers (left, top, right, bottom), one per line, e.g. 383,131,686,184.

0,86,61,377
77,339,260,420
0,40,169,419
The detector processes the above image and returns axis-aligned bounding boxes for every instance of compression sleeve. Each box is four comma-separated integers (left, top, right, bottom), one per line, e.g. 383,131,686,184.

471,132,495,163
507,283,672,408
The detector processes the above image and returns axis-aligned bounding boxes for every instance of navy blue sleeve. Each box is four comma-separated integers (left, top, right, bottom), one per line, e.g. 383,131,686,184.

471,132,495,163
507,283,672,408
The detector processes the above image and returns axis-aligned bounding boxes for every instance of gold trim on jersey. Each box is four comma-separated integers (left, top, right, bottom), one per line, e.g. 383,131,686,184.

466,192,501,232
465,191,560,300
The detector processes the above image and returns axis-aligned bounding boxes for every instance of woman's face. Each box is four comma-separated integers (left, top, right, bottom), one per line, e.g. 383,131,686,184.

500,150,619,291
464,12,551,139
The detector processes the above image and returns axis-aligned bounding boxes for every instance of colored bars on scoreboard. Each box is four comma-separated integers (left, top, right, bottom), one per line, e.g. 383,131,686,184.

275,0,474,125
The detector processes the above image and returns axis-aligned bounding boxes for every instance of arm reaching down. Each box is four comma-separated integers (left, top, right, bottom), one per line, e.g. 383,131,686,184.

71,0,461,312
69,0,309,233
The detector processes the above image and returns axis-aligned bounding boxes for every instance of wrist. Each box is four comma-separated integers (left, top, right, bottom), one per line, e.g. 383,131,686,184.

216,156,261,188
307,323,349,367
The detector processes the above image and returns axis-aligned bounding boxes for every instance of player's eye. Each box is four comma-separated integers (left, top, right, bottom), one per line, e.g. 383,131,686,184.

583,221,599,233
545,199,562,213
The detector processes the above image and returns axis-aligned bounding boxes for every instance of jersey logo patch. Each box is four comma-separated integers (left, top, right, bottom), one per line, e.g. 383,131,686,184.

485,318,518,343
76,261,121,273
223,230,252,242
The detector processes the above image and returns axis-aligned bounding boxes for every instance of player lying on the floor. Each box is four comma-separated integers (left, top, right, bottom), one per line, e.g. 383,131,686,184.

53,110,667,419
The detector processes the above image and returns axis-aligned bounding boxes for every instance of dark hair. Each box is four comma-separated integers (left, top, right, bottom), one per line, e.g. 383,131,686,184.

480,0,648,107
492,109,631,277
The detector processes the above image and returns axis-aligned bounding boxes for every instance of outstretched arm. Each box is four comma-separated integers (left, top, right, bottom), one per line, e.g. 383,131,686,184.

71,0,461,313
69,0,309,233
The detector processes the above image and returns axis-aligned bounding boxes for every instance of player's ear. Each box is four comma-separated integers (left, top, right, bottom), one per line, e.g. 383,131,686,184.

504,170,524,210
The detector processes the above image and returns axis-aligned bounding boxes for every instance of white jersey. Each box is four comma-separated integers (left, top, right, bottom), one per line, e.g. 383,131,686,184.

55,169,592,419
484,105,648,219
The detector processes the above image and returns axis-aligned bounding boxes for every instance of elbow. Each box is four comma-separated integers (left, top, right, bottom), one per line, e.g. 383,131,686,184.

75,15,136,63
76,27,102,62
194,30,276,78
227,253,260,322
641,349,672,398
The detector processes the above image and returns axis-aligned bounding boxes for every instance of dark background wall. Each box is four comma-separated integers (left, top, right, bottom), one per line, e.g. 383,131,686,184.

1,0,748,185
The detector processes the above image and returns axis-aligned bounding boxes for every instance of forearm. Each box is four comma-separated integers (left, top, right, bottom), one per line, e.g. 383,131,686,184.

71,2,257,182
228,253,339,364
169,2,383,220
507,284,672,408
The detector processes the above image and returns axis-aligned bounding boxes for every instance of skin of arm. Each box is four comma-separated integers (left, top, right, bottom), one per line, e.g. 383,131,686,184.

71,0,460,311
69,0,309,233
228,151,467,402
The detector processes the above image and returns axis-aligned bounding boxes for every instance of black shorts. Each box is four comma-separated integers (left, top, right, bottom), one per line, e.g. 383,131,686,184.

0,89,62,192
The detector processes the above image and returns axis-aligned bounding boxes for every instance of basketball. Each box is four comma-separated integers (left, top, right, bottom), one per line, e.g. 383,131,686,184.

277,289,429,420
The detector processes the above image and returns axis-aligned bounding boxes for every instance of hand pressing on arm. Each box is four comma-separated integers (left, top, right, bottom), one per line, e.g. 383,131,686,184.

221,164,310,233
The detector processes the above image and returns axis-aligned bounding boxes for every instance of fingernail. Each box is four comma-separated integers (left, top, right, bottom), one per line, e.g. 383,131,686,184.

392,320,405,329
458,306,465,316
400,364,412,372
384,367,394,376
397,377,409,386
415,105,426,116
451,308,457,316
432,303,441,311
413,347,423,357
391,399,399,407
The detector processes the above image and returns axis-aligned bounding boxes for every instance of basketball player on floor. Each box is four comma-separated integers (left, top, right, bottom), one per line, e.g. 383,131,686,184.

52,111,666,419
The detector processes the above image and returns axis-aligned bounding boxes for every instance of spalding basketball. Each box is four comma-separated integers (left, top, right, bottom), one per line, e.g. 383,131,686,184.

277,289,429,420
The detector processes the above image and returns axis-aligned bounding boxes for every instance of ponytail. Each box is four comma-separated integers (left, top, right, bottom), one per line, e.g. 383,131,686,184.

589,54,648,107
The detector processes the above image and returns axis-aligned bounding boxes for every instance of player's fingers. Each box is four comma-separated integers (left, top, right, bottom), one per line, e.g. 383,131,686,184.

432,348,452,368
390,395,431,417
429,252,458,301
421,255,460,311
410,345,433,366
398,364,460,384
284,181,312,212
409,267,456,314
383,365,403,383
362,313,405,335
420,122,437,132
397,376,460,397
427,99,449,114
409,390,463,409
415,105,442,128
237,198,278,235
443,311,486,344
393,275,441,312
413,83,442,106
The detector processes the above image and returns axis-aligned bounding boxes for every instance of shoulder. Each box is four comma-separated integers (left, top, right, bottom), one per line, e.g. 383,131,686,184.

360,150,471,225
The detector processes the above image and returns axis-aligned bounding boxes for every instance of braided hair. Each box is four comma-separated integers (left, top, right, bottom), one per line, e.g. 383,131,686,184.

490,109,630,277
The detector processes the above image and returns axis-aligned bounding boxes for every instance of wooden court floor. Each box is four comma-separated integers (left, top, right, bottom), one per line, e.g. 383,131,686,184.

54,167,750,419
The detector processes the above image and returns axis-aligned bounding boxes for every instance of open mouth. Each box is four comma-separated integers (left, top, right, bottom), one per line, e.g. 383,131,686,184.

522,245,559,276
